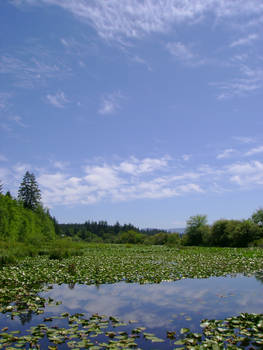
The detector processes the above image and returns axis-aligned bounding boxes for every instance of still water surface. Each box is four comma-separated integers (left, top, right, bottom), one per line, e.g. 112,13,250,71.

1,274,263,348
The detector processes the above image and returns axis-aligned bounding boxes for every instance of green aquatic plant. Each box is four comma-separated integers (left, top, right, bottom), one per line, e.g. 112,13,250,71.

1,245,263,348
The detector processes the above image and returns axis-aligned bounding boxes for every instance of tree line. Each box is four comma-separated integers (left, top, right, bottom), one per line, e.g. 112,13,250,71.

58,221,172,243
183,213,263,247
1,173,263,247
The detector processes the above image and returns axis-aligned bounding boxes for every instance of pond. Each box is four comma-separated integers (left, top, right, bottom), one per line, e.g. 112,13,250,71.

1,273,263,348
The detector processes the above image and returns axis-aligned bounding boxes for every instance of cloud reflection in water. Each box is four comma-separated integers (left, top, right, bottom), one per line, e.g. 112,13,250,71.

43,275,263,331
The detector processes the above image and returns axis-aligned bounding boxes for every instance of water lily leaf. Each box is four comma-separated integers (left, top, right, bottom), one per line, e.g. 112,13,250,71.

180,328,190,334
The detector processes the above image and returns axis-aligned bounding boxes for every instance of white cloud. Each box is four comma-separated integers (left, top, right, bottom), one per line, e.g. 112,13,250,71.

233,136,256,144
245,146,263,156
117,156,169,175
33,156,207,206
46,91,69,108
52,161,70,170
182,154,191,161
217,148,236,159
0,53,65,89
84,165,124,190
177,183,203,193
227,161,263,186
0,93,11,110
13,163,31,179
166,42,194,60
98,91,123,115
215,63,263,99
38,172,99,206
131,55,152,71
230,33,259,48
8,115,27,127
4,152,263,207
166,42,205,66
0,168,10,184
60,38,70,47
12,0,263,42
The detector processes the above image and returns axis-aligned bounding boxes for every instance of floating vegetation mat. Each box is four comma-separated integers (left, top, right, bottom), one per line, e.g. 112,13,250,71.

1,245,263,348
1,312,263,349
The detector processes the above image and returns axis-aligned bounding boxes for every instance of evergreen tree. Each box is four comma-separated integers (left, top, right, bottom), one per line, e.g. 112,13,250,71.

5,191,12,198
18,171,41,210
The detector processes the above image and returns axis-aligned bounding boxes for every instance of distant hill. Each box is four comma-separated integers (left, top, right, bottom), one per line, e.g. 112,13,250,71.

167,228,185,234
142,227,186,234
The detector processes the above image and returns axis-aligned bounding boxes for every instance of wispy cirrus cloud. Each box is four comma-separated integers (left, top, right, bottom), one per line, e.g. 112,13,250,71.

230,33,259,48
131,55,152,71
46,91,69,108
245,145,263,157
233,136,256,144
214,62,263,99
0,93,28,130
166,42,205,66
52,160,70,170
11,0,263,42
0,44,70,89
98,91,123,115
0,92,12,110
217,148,236,159
8,115,27,128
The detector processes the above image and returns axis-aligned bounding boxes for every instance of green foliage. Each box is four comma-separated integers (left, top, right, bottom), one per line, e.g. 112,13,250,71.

210,219,236,246
5,190,12,198
152,232,169,245
228,219,262,247
210,219,262,247
166,232,181,246
47,238,85,260
58,221,168,242
251,237,263,247
18,171,41,210
0,195,55,243
185,215,209,246
0,252,17,266
251,208,263,227
117,230,145,244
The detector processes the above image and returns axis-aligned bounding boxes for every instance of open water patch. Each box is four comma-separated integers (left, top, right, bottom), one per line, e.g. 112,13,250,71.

1,273,263,348
42,274,263,331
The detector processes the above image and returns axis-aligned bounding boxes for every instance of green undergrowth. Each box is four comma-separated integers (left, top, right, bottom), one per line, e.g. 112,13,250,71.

0,239,91,266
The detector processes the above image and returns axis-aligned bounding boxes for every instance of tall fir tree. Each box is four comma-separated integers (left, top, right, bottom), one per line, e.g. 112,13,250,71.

18,171,41,210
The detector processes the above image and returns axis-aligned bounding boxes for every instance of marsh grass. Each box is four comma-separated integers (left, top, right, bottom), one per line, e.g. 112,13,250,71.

0,238,90,265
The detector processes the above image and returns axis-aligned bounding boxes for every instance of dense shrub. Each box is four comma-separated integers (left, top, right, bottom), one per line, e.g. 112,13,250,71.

0,194,55,243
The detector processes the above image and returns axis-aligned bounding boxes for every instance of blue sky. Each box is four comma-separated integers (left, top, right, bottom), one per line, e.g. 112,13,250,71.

1,0,263,228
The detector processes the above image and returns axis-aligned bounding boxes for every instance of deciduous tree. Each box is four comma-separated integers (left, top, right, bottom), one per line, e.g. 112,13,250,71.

185,214,209,246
